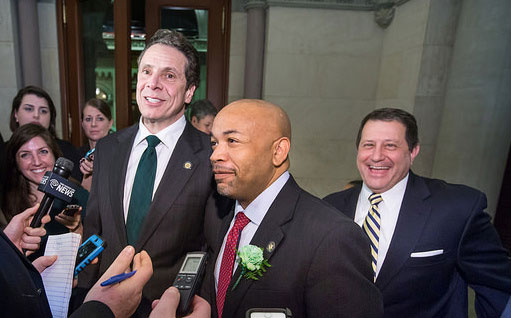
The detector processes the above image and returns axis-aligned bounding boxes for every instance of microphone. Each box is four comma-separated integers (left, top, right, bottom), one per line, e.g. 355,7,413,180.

29,157,77,228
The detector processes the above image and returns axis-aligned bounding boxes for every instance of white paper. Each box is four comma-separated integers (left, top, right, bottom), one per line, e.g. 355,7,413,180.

41,233,81,318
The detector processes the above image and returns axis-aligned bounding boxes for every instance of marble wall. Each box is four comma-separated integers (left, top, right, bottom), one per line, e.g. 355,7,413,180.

262,7,384,196
432,0,511,215
227,12,247,103
0,0,20,140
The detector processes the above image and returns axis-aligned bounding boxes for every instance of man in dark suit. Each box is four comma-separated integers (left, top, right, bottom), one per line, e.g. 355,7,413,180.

324,108,511,317
79,29,218,316
205,99,382,318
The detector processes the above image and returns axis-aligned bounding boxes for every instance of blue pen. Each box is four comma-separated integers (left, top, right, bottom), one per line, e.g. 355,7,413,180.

100,270,137,287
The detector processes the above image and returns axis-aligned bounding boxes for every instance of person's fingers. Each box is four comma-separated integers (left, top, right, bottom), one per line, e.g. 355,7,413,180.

26,205,52,229
32,255,58,273
80,160,93,174
18,203,40,220
82,160,93,170
54,214,72,223
55,213,80,227
185,295,211,318
22,227,45,254
20,233,42,245
151,299,160,310
41,214,51,225
79,166,89,175
24,226,46,238
14,204,40,227
22,243,41,256
149,286,180,318
97,246,135,283
130,250,153,287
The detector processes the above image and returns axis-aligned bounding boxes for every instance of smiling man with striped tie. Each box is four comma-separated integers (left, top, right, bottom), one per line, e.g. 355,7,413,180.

204,99,382,318
324,108,511,318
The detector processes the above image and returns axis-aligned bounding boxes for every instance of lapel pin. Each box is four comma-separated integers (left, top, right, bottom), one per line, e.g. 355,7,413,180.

267,241,276,253
183,161,192,169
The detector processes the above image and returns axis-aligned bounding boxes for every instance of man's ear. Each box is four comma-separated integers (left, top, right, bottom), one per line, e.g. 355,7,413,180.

184,85,196,104
191,116,199,125
410,144,420,164
272,137,290,167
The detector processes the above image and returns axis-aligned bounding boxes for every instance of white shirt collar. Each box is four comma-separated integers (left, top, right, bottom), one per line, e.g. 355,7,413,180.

233,171,290,226
360,172,409,212
134,115,187,148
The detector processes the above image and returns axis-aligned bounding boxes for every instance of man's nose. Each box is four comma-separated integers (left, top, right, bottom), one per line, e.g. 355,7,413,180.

147,74,161,89
210,144,225,163
371,145,384,161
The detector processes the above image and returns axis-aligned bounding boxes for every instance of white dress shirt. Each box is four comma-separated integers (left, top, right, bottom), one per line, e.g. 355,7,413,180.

214,171,290,291
123,116,186,221
354,173,409,277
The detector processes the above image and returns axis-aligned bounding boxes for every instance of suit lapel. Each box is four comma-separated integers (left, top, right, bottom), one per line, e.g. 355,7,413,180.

221,176,299,317
110,125,138,246
376,172,432,290
136,123,204,248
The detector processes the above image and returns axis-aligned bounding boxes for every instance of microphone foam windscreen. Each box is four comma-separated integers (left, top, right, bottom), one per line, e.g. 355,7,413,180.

56,157,74,172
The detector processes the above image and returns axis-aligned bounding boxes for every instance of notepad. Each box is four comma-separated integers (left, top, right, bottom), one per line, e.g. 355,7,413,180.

41,233,81,318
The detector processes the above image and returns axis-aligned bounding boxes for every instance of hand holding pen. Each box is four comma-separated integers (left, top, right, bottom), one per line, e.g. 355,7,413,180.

83,246,153,318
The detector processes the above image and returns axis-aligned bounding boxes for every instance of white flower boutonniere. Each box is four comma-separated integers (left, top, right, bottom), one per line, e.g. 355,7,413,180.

232,244,271,291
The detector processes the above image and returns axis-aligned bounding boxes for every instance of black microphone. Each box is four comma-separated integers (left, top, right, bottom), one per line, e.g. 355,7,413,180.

29,157,77,228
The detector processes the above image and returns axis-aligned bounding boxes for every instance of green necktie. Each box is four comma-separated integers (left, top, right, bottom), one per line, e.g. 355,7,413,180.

126,135,161,245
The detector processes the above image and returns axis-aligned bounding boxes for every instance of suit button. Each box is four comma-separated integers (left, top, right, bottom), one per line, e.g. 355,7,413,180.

37,288,43,295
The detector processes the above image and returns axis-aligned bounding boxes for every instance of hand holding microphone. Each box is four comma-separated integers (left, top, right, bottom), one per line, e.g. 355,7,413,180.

4,203,51,255
29,157,77,228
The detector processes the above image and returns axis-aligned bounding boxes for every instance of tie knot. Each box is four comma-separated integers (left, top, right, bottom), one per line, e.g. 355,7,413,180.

234,212,251,230
369,193,383,206
146,135,161,148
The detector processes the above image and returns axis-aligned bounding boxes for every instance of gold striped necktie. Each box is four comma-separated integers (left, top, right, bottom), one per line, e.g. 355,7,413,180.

362,193,383,281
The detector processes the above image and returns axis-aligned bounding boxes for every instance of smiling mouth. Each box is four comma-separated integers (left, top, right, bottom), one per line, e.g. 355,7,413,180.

145,97,163,103
369,165,390,170
32,168,46,173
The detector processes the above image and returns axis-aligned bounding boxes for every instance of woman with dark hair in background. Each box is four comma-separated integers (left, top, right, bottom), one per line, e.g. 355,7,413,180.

0,124,87,239
79,98,113,191
9,85,82,180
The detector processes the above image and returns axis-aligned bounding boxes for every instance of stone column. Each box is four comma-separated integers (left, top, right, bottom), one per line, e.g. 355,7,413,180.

17,0,42,86
243,0,267,99
432,0,511,215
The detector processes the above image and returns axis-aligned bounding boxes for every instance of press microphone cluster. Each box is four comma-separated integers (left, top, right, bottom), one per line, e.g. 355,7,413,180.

29,157,77,228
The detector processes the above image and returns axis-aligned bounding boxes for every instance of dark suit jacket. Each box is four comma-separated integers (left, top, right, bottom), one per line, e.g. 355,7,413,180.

204,175,383,318
324,171,511,318
0,230,52,318
80,122,218,312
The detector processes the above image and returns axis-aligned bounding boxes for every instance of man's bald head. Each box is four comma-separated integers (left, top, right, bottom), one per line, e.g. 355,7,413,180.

219,99,291,140
210,99,292,208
